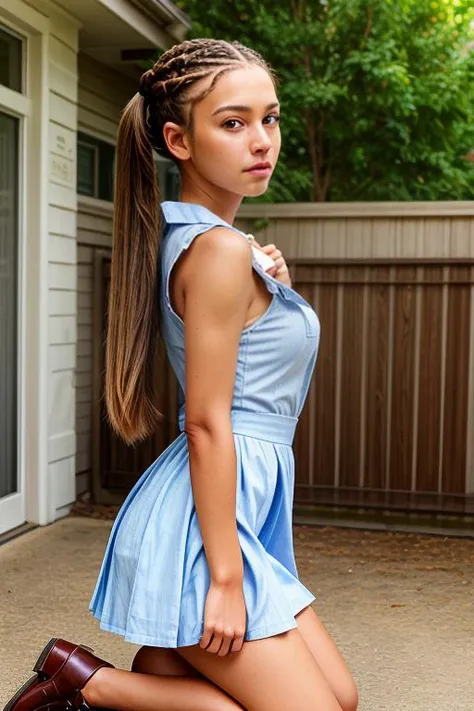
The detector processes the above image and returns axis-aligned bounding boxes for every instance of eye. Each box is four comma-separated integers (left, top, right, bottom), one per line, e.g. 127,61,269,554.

264,114,281,126
223,118,243,130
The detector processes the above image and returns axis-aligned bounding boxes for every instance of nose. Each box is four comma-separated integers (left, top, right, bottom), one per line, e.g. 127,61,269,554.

250,123,272,154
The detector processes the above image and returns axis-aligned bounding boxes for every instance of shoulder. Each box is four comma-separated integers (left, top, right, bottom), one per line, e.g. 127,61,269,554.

182,225,252,274
180,226,253,298
191,225,250,256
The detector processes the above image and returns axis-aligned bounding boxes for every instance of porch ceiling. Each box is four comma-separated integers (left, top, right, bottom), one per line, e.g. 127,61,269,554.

53,0,190,77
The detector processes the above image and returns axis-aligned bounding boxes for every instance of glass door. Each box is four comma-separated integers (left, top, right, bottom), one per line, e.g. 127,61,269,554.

0,112,21,534
0,23,24,535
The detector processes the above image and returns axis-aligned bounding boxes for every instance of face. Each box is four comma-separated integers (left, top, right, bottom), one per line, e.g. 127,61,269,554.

163,64,281,198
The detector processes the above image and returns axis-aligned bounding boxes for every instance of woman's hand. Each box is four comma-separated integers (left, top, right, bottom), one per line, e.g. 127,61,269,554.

200,580,247,656
249,237,292,288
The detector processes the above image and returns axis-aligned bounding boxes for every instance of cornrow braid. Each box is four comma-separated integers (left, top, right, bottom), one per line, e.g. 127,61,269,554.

105,38,277,444
138,38,278,158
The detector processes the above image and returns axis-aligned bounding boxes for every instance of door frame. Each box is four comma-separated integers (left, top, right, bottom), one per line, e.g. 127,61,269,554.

0,2,50,533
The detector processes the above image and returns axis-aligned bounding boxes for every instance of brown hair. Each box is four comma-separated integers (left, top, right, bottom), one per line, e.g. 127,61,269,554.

105,38,277,445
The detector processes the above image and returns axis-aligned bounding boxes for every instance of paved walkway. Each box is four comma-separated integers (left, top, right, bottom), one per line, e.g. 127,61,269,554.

1,516,473,710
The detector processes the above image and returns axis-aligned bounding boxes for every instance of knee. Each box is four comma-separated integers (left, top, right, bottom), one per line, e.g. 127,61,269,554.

131,645,201,678
338,677,359,711
131,646,178,675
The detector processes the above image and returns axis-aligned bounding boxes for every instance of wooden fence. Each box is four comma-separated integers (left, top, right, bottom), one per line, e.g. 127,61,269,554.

92,202,474,514
291,259,474,513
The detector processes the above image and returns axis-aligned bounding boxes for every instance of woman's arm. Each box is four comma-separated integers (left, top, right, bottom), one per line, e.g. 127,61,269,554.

177,227,254,654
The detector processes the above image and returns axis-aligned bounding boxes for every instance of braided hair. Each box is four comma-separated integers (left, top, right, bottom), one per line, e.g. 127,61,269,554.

138,38,276,158
105,38,277,444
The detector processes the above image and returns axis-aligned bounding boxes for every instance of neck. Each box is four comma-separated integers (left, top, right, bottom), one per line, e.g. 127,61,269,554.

179,184,243,225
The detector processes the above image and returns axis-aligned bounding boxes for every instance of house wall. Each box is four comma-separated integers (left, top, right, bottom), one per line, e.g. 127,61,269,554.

75,56,136,495
0,0,82,527
44,3,80,521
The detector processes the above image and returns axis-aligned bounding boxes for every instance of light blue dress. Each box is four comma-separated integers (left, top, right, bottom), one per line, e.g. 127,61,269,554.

89,200,321,648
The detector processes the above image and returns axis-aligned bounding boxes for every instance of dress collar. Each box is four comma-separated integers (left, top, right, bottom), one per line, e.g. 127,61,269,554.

160,200,232,227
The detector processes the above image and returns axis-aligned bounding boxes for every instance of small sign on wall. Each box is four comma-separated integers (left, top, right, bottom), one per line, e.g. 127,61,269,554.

50,154,75,187
49,123,75,160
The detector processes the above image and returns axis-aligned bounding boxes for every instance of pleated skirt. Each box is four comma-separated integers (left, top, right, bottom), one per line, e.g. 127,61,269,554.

89,410,316,648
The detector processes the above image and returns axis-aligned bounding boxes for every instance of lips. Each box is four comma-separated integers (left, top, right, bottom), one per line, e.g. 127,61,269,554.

245,162,272,171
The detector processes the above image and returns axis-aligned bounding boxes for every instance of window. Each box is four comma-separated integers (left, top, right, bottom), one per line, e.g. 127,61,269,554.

156,157,181,201
0,112,19,497
77,132,115,202
77,132,182,203
0,26,23,93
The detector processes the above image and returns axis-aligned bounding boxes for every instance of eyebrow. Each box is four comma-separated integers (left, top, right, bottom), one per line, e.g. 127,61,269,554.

212,102,280,116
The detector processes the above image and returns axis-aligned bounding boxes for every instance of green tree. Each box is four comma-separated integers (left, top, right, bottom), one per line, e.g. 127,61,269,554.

173,0,474,202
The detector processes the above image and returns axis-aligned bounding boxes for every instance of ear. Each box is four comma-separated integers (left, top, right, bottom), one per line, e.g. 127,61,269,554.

162,121,191,161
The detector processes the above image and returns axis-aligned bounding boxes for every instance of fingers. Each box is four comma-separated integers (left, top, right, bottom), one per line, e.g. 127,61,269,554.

248,239,283,262
200,627,245,657
217,631,234,657
205,631,224,655
261,244,282,260
247,234,262,249
199,625,214,651
230,632,245,654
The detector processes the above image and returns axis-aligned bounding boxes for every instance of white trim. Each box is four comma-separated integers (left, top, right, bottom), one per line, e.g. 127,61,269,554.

22,29,50,525
26,0,82,30
94,0,172,48
37,31,53,524
0,111,25,534
0,494,25,536
17,99,27,531
238,201,474,220
0,12,33,532
0,0,50,35
0,86,30,115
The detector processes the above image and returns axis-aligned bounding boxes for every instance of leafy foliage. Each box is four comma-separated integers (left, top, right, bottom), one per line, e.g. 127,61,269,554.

173,0,474,201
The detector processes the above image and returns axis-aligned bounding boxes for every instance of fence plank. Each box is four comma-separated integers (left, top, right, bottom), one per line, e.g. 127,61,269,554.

312,271,338,486
441,267,471,493
389,267,418,492
416,267,443,493
339,267,365,490
364,267,390,492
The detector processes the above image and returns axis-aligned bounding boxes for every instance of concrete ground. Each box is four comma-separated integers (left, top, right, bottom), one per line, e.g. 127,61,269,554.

0,516,473,711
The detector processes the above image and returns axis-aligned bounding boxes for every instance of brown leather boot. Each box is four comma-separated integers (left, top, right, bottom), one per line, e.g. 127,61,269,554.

3,638,114,711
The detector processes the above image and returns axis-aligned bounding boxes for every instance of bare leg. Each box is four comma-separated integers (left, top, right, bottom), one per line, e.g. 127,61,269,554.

83,666,242,711
295,606,358,711
129,646,246,708
83,625,343,711
130,611,358,711
131,646,203,678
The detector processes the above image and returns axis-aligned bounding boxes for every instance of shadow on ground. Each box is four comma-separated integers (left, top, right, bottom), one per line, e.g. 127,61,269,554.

1,516,473,711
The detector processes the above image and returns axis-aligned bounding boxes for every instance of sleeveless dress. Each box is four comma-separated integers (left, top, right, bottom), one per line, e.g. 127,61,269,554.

89,200,321,648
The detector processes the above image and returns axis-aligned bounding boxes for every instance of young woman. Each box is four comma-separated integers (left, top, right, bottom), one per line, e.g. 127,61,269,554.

4,39,358,711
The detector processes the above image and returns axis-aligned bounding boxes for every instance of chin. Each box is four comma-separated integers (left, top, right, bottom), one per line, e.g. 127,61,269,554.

244,182,270,198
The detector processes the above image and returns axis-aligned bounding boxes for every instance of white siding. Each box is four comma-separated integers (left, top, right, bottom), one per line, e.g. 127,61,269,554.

78,53,136,142
44,4,80,520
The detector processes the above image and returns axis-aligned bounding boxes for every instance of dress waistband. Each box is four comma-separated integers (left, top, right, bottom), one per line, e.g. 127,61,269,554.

178,409,298,446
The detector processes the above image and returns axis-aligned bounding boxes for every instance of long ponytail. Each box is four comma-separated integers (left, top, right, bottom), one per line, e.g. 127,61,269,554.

104,39,277,445
105,93,162,444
